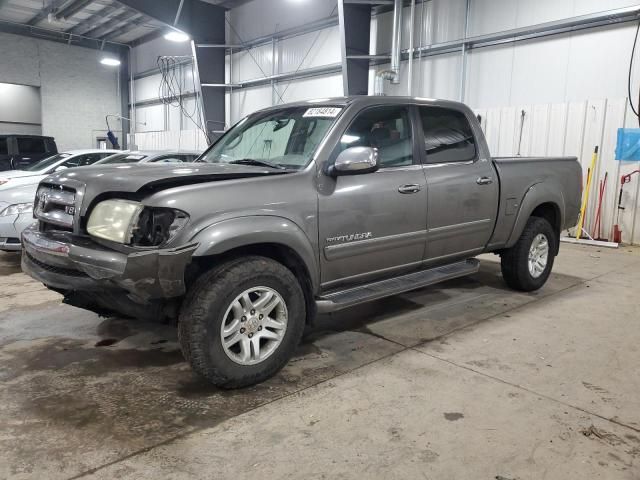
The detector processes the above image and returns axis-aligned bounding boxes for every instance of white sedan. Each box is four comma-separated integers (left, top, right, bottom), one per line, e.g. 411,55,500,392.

0,149,119,251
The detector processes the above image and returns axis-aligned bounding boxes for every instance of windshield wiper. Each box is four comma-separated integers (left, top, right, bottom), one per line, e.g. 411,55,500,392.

228,158,288,170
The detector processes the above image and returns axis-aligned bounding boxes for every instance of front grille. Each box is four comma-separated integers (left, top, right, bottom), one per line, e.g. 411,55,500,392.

24,251,88,278
34,183,77,233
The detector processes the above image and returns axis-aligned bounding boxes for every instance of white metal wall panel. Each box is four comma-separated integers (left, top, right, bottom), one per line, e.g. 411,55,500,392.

465,45,513,108
529,104,550,156
279,26,341,73
469,0,640,37
230,44,274,83
230,85,273,121
275,73,343,104
134,74,162,103
131,130,208,152
497,107,516,157
135,105,165,132
227,0,337,44
547,103,568,156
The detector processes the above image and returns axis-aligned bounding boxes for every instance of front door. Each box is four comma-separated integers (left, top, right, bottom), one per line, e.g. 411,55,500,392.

318,105,427,289
417,106,499,263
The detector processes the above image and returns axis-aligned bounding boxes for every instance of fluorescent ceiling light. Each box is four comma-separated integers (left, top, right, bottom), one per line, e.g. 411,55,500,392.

100,57,121,66
164,31,190,42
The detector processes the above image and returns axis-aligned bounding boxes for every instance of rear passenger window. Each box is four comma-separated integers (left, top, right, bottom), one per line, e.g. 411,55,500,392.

340,106,413,168
0,138,7,155
419,107,476,163
17,137,46,154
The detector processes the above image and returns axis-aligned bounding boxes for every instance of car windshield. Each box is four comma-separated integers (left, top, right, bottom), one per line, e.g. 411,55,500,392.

97,153,148,165
197,106,342,170
21,153,71,171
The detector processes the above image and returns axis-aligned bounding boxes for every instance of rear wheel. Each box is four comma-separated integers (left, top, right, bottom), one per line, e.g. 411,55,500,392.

178,256,305,388
500,216,556,292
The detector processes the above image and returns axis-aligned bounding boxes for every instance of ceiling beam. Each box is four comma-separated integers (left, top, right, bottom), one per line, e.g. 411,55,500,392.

81,9,141,37
66,3,122,34
55,0,94,20
26,0,69,26
99,13,146,40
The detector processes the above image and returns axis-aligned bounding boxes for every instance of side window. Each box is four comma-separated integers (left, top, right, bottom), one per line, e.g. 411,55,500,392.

62,156,82,168
17,137,46,154
152,156,184,163
0,138,7,155
419,107,476,164
79,153,103,166
339,106,413,168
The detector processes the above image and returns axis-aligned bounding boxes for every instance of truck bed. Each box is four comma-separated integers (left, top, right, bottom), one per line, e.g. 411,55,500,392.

487,156,582,251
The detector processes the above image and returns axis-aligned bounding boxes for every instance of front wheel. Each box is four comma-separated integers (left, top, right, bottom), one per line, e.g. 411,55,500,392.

500,216,556,292
178,256,306,388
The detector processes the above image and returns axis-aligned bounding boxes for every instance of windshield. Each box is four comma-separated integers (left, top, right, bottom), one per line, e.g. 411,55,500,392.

197,106,342,170
22,153,71,171
97,153,148,165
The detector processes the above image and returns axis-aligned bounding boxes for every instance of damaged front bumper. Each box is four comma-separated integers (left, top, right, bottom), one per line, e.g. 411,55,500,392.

21,224,198,301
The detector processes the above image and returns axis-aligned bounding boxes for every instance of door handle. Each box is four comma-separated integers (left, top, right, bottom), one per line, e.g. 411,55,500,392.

398,184,422,194
476,176,493,185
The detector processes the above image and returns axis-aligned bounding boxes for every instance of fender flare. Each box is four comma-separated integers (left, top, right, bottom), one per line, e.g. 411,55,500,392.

505,182,565,250
190,216,319,290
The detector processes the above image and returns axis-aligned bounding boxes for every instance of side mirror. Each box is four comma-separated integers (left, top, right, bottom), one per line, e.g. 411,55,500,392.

329,146,379,177
54,165,68,172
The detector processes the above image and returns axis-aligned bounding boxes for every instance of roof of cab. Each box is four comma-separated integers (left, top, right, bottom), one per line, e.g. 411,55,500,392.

254,95,470,114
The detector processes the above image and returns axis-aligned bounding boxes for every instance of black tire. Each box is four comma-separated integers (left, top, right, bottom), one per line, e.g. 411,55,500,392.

178,256,306,389
500,216,556,292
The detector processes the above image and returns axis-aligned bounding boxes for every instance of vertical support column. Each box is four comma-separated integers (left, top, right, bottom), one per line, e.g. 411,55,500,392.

338,0,371,96
116,0,227,142
119,48,130,149
459,0,471,102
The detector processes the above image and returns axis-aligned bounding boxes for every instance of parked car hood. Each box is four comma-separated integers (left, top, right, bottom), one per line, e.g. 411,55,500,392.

0,174,47,192
42,163,293,216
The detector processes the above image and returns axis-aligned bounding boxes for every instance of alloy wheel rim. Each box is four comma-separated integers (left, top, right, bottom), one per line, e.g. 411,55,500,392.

220,286,288,365
528,233,549,278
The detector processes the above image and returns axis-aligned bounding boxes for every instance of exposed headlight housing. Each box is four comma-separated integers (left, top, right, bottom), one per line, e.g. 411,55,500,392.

0,202,33,217
130,207,189,247
87,199,144,244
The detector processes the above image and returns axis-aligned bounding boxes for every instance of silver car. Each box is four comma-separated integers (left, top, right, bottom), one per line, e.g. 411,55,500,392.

95,150,202,165
0,149,119,251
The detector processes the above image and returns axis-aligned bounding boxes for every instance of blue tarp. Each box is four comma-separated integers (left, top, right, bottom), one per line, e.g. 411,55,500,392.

616,128,640,161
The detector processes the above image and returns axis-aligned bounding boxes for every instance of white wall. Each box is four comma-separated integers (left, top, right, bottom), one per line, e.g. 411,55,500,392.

0,32,121,151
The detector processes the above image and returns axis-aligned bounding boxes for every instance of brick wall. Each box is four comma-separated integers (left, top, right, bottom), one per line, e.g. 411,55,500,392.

0,32,122,151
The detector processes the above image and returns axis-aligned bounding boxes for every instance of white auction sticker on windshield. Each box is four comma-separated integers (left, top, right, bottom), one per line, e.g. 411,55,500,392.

303,107,342,118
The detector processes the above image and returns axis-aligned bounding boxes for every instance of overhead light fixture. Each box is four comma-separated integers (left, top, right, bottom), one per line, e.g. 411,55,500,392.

164,30,190,42
100,57,121,66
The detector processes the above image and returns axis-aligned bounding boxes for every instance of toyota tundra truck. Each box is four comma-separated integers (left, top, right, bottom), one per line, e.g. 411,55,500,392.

21,97,582,388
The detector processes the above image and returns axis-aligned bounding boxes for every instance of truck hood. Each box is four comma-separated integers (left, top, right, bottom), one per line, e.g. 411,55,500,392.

44,162,290,193
42,163,292,216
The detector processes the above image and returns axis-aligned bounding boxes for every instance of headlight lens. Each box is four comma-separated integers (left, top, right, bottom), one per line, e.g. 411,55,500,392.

0,202,33,217
87,199,144,243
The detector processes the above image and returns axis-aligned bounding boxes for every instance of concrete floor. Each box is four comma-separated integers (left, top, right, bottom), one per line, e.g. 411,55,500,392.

0,244,639,480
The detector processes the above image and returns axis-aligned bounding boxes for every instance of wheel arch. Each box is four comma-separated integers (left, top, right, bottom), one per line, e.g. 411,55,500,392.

189,217,319,324
505,183,564,255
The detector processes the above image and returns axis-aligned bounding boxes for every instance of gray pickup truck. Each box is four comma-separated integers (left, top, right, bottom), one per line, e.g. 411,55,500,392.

21,97,581,388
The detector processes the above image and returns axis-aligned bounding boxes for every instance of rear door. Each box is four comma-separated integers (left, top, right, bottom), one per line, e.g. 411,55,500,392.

417,106,499,263
318,104,428,289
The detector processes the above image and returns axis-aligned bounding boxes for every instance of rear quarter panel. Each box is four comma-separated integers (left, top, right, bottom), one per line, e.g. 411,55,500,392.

488,156,581,250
